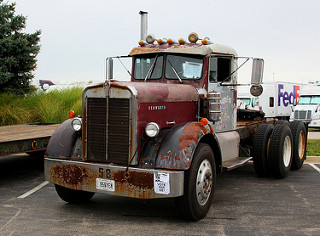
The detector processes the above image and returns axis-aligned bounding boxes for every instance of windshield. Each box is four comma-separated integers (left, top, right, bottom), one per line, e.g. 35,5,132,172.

134,55,163,80
165,54,203,80
298,95,320,105
239,98,251,106
133,54,204,80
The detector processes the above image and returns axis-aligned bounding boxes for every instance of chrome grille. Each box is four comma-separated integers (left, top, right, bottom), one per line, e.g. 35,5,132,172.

294,110,312,121
86,97,130,163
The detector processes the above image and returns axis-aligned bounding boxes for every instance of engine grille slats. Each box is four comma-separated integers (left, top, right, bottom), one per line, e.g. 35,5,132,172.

87,98,107,161
294,110,312,121
86,97,130,163
107,98,130,164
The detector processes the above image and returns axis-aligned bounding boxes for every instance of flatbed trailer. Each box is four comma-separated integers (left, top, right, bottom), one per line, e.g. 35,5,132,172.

0,123,60,156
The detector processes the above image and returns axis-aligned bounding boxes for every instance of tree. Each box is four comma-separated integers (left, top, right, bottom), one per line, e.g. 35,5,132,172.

0,0,41,94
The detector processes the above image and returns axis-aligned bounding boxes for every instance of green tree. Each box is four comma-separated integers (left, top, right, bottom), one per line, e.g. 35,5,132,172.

0,0,41,94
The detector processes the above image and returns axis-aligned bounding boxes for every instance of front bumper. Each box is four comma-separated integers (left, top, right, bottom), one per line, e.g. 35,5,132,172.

308,119,320,128
45,158,184,199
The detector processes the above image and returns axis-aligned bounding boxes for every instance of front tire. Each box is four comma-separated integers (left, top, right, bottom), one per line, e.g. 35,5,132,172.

55,185,95,203
175,143,216,221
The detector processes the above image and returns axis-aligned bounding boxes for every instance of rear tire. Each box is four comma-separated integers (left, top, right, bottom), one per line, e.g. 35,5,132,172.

275,120,289,126
268,124,293,178
175,143,216,221
252,124,274,177
290,121,307,170
55,185,95,203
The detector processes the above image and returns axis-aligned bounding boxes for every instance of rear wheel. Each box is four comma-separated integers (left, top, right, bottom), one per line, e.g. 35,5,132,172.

175,143,216,221
55,185,95,203
252,124,274,177
290,121,307,170
268,124,293,178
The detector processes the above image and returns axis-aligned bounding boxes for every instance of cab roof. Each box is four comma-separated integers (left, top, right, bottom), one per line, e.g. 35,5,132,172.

129,43,238,57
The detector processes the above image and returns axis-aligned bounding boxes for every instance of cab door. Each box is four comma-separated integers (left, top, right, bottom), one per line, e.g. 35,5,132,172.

207,56,237,132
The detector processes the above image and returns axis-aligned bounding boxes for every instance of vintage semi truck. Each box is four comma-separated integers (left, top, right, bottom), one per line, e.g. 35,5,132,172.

44,12,307,221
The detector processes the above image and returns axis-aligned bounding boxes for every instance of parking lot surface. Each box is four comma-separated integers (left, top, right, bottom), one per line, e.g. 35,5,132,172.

1,153,320,236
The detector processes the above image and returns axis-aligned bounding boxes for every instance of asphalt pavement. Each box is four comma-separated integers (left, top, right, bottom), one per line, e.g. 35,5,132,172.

0,152,319,235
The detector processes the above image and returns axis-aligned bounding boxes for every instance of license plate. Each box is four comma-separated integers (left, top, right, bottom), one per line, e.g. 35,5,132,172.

96,178,115,192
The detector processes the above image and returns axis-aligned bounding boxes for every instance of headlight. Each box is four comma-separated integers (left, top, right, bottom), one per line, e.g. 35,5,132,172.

71,117,82,132
145,122,160,138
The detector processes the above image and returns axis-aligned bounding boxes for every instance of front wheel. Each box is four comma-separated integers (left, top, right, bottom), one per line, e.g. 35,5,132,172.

175,143,216,221
55,185,95,203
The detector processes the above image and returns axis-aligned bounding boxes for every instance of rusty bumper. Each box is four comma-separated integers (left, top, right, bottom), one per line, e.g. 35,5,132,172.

44,158,184,199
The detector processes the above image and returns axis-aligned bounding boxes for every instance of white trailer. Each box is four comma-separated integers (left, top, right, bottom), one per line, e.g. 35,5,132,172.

290,85,320,128
237,82,302,119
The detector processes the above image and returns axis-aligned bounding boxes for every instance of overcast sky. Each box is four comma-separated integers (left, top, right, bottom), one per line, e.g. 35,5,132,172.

12,0,320,84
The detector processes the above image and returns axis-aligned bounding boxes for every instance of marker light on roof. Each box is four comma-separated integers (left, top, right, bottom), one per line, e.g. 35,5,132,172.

188,32,199,43
157,38,167,44
167,38,173,44
201,37,212,45
138,40,145,46
146,34,156,44
178,38,185,44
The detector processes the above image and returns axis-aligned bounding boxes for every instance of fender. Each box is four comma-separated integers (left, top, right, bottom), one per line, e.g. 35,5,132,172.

153,122,219,170
45,119,78,158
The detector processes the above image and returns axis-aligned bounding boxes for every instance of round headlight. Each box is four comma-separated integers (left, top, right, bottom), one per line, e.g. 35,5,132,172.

71,117,82,132
145,122,160,138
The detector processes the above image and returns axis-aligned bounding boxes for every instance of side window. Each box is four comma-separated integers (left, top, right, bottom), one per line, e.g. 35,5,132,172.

209,58,217,82
252,98,257,107
269,97,274,107
209,57,231,83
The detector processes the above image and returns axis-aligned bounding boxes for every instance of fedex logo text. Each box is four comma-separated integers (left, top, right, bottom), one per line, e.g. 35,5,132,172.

278,84,300,107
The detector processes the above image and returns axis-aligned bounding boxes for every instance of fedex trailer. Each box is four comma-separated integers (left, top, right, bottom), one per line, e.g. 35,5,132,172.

237,82,302,119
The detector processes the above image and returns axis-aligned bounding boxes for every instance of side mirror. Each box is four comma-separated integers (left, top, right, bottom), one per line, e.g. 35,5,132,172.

106,57,113,81
250,58,264,97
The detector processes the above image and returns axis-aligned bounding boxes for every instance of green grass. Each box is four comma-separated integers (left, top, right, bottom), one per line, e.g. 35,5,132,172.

0,87,83,126
307,139,320,156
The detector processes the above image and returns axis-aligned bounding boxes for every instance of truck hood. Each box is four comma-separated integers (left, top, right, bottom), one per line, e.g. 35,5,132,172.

108,81,199,103
294,104,319,112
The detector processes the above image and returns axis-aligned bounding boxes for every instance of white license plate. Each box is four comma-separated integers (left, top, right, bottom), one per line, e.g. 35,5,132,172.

96,178,115,192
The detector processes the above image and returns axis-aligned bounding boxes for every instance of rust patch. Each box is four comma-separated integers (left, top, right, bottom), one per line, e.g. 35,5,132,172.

113,170,154,199
178,122,208,150
113,170,153,189
129,47,162,55
50,164,97,190
110,82,130,90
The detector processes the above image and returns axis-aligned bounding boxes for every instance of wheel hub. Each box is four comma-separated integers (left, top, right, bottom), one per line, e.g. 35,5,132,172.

196,159,213,205
283,136,292,167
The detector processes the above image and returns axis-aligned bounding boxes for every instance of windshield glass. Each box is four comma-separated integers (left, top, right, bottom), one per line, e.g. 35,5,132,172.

298,95,320,105
240,98,251,106
165,54,203,80
134,55,163,80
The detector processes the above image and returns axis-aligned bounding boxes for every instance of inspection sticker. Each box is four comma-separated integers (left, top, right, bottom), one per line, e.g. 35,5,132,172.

96,178,115,192
154,172,170,195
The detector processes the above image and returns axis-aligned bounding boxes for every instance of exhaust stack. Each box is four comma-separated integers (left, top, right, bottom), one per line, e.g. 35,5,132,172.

139,11,148,41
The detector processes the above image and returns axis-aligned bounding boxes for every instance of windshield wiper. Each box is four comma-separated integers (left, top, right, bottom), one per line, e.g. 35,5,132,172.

167,59,183,83
144,54,159,82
